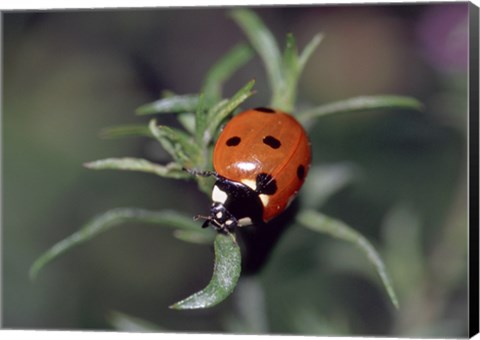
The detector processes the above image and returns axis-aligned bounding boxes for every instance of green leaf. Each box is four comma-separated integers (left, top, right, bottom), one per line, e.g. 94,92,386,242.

29,208,204,280
202,43,254,104
177,113,196,135
278,33,299,112
149,119,201,166
84,157,189,179
231,9,282,97
298,33,324,72
99,124,152,139
136,94,199,115
278,33,323,112
173,229,215,245
231,9,323,113
204,79,256,145
283,33,299,72
297,95,425,124
170,233,241,309
194,45,254,145
195,94,208,145
297,209,399,309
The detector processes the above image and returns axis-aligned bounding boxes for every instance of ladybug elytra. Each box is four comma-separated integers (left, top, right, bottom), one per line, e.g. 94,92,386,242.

194,107,311,233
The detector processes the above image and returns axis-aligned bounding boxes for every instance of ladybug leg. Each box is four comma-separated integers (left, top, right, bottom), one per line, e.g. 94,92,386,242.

194,214,226,232
194,207,237,234
201,219,211,229
182,167,218,178
194,214,212,228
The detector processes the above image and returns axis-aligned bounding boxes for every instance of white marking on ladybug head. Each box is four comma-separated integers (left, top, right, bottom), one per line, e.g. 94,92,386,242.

237,217,253,227
259,194,270,207
240,179,257,191
212,185,228,204
216,211,223,219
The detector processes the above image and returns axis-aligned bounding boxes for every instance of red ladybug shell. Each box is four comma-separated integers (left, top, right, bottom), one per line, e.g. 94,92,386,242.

213,107,311,223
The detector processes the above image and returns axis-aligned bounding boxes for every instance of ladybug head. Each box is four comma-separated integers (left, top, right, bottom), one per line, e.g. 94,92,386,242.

195,202,238,233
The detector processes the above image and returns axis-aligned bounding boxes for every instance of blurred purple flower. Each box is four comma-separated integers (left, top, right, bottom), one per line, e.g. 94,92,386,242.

416,4,469,72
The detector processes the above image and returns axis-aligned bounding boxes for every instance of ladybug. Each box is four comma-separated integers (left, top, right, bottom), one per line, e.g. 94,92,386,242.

193,107,311,233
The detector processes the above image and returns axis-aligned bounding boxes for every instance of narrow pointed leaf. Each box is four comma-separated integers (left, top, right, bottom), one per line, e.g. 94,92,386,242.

195,94,208,145
84,158,189,179
231,9,322,113
149,119,201,165
298,95,425,124
276,33,299,112
177,113,196,135
99,125,152,139
136,94,199,115
298,33,324,72
231,9,282,92
30,208,203,280
202,43,254,104
297,209,399,309
283,33,299,70
170,233,241,309
204,79,255,145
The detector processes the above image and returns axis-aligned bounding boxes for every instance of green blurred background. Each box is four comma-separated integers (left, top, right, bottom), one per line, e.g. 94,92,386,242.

3,3,469,337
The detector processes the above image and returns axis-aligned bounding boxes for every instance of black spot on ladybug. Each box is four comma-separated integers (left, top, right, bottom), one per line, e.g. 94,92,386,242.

254,107,276,114
297,165,305,181
255,173,277,195
263,135,281,149
226,136,241,146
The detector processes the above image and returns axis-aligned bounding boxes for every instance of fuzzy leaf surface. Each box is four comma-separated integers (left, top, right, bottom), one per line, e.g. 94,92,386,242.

30,209,206,280
170,233,241,309
204,79,255,145
202,43,254,104
297,209,399,309
149,120,201,166
231,9,282,93
136,94,199,115
298,95,424,124
84,158,189,179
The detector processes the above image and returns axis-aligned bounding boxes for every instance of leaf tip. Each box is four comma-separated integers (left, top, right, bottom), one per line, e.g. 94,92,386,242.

168,300,193,310
313,32,326,43
229,7,248,19
83,160,101,169
134,104,151,116
393,299,400,310
148,117,157,125
28,264,39,281
168,296,205,310
168,303,180,310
